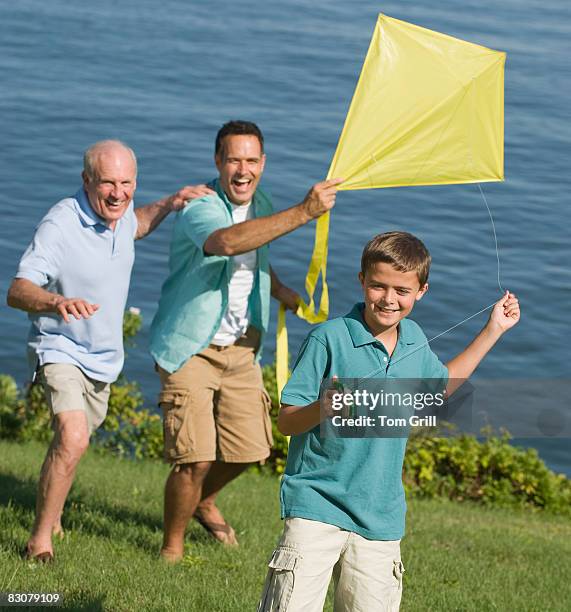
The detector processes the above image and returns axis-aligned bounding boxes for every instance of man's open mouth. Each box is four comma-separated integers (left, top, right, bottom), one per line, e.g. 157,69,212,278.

232,178,252,188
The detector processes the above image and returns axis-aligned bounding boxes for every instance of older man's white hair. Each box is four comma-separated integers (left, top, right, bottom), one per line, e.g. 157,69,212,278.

83,140,138,180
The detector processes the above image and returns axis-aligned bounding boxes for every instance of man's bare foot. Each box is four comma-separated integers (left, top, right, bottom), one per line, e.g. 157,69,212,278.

194,504,238,546
23,540,54,563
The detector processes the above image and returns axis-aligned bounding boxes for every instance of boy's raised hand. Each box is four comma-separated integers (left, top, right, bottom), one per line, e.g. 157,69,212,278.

489,291,520,332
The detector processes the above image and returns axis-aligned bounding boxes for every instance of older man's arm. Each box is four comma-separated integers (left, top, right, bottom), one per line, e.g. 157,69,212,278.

7,278,99,323
270,266,299,311
135,184,215,240
204,178,342,256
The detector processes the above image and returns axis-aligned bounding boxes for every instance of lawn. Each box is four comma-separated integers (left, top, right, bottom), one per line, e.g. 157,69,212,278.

1,440,570,611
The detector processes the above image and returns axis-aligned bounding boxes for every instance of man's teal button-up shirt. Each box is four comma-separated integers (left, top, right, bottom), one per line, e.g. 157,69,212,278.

150,179,273,373
280,303,448,540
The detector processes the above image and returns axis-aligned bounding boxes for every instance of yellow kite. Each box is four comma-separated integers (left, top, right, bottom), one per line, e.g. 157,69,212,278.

329,14,505,188
277,14,506,396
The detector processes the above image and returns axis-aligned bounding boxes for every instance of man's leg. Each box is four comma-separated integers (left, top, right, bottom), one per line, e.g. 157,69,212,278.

194,461,250,544
157,351,224,559
160,461,212,561
207,343,273,544
26,410,90,558
52,511,64,538
34,363,110,548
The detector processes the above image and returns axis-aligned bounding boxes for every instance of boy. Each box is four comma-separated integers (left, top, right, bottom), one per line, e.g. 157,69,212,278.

258,231,520,612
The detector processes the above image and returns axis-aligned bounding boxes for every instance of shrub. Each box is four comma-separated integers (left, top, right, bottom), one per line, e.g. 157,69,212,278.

2,314,570,516
0,309,162,459
404,426,571,515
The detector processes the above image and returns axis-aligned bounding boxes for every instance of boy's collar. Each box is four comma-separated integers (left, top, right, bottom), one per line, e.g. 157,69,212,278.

344,303,416,348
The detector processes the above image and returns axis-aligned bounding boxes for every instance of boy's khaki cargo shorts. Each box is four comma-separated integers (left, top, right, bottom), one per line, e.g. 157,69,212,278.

157,341,273,465
258,518,404,612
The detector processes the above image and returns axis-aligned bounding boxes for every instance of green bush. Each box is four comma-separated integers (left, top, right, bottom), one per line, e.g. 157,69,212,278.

0,310,162,459
404,426,571,515
2,314,570,516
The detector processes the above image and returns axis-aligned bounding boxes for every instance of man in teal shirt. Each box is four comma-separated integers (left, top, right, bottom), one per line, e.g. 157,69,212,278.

259,231,520,611
150,120,343,561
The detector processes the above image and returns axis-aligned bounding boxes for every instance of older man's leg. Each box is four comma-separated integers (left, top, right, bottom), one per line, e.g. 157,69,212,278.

26,410,90,557
160,461,212,562
52,512,64,538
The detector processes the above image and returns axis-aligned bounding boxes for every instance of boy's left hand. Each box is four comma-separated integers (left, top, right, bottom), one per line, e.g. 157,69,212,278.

489,290,520,332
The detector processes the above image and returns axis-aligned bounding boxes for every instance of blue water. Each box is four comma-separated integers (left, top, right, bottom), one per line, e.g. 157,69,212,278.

1,1,569,474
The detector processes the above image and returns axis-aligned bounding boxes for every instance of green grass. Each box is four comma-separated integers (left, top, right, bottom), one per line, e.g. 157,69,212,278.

1,441,570,611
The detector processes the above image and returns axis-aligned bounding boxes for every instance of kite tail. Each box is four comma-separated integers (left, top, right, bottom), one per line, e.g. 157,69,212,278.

276,212,330,399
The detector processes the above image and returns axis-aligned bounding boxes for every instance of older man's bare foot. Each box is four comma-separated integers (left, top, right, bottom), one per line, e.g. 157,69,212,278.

159,547,183,564
194,504,238,546
23,539,54,563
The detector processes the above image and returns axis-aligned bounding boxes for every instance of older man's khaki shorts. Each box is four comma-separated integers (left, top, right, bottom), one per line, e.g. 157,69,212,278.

38,363,111,434
157,343,273,464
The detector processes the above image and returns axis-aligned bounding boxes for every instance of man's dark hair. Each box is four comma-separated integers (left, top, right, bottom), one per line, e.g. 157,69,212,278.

215,120,264,156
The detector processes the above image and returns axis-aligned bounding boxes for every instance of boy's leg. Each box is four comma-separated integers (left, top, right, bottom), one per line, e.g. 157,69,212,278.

258,518,347,612
333,533,403,612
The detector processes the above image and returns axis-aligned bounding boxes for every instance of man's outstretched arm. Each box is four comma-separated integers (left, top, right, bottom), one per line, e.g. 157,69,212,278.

135,184,215,240
7,278,99,323
204,178,343,256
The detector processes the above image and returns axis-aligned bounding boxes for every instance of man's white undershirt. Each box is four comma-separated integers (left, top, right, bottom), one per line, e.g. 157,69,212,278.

211,201,257,346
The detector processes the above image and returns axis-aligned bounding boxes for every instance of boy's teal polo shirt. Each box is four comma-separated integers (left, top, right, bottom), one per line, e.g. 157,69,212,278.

150,179,273,373
280,303,448,540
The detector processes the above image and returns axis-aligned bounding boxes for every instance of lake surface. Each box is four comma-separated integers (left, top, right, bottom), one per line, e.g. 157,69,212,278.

1,0,569,473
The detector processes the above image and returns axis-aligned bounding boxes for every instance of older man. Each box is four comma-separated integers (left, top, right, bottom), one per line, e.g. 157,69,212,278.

7,140,213,562
150,120,341,561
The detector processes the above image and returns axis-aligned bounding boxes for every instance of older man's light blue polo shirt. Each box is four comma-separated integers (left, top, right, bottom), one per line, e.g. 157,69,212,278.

280,303,448,540
16,188,137,383
149,179,273,374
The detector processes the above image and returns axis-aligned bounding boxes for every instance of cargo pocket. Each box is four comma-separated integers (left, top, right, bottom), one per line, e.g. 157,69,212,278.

390,559,405,610
258,546,300,612
261,389,274,446
159,390,191,461
393,559,405,587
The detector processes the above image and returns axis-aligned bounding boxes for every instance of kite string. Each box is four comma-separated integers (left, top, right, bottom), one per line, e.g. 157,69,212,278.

478,182,504,294
362,300,496,379
360,182,505,379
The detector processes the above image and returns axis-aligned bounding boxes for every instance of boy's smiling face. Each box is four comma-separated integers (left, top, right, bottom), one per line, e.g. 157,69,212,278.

359,261,428,336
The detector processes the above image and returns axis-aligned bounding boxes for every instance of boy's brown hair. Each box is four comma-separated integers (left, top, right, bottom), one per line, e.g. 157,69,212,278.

361,231,431,286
